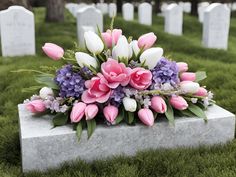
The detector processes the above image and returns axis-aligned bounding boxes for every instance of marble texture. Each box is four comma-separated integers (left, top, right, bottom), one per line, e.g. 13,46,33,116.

0,6,35,57
122,3,134,21
18,104,235,172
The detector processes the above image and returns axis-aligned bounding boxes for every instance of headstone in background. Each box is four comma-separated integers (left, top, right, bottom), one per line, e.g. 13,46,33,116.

164,4,183,36
0,6,35,57
183,2,191,13
96,3,108,15
202,3,230,50
77,6,103,47
108,3,117,18
198,2,209,23
122,3,134,21
138,2,152,26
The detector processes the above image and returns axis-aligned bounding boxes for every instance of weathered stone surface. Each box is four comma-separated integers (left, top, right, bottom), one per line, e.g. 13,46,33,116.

138,2,152,26
18,104,235,172
122,3,134,21
0,6,35,57
202,3,230,50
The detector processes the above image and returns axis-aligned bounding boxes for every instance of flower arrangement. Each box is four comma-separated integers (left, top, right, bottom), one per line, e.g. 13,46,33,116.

22,26,214,141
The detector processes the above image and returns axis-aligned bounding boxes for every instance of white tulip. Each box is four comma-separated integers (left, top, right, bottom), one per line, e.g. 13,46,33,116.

180,81,200,94
123,97,137,112
140,47,163,69
112,35,130,60
75,52,98,68
39,87,54,99
129,40,140,57
84,31,104,54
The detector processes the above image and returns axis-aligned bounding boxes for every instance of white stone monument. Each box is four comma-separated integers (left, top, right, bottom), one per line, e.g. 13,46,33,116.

183,2,191,13
0,6,35,57
108,3,117,18
202,3,230,50
198,2,210,23
138,2,152,26
96,3,108,14
164,4,183,36
122,3,134,21
77,6,103,47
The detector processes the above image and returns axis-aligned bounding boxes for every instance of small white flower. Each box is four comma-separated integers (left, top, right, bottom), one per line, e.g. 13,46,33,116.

191,98,198,104
39,87,54,99
123,97,137,112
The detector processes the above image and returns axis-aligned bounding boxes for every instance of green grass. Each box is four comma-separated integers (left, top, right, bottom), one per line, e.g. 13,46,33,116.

0,8,236,176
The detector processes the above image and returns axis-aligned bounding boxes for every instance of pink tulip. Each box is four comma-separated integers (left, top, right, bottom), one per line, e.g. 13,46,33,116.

138,108,154,126
101,29,122,48
180,72,196,81
101,58,131,88
85,104,99,120
195,87,208,97
26,100,46,113
70,102,86,123
170,95,188,110
103,105,118,123
138,32,157,50
151,96,167,113
129,67,152,90
82,73,112,104
42,43,64,60
177,62,188,73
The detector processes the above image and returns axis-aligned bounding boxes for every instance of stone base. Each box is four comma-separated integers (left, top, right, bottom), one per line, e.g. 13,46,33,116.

18,104,235,172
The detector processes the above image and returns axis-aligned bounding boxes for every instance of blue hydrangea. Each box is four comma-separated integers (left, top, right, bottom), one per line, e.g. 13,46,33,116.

151,57,179,88
55,65,85,98
110,86,125,107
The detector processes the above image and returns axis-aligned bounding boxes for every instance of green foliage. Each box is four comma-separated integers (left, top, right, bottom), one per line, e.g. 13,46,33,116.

86,119,96,139
52,113,68,127
76,122,83,142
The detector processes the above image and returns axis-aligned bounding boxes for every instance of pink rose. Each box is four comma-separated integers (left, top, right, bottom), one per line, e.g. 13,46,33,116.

42,43,64,60
26,100,46,113
101,58,131,88
129,67,152,90
82,73,112,104
138,32,157,50
101,29,122,48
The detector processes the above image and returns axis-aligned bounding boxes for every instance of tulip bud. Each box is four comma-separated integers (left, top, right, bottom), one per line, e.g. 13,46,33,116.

70,102,86,123
180,72,196,81
84,31,104,54
75,52,98,69
195,87,208,97
26,100,46,113
170,95,188,110
140,47,163,69
129,40,140,57
122,97,137,112
101,29,122,48
85,104,99,120
177,62,188,72
112,35,130,60
103,105,118,123
39,87,54,99
138,108,154,126
42,43,64,60
180,81,200,94
138,32,157,50
151,96,167,113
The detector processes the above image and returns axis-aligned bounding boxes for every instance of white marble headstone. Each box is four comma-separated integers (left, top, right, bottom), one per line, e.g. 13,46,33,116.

198,2,209,23
122,3,134,21
138,2,152,26
164,4,183,36
183,2,191,13
77,6,103,47
202,3,230,50
0,6,35,57
96,3,108,14
108,3,117,18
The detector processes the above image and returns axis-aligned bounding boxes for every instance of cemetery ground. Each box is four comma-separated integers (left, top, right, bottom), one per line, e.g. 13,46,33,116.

0,8,236,177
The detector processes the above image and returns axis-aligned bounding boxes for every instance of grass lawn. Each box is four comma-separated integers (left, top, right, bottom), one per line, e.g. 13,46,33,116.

0,8,236,177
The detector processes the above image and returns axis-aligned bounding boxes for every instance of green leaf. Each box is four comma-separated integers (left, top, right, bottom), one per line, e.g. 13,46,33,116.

180,109,196,117
22,85,43,93
188,103,207,122
76,122,83,142
195,71,207,82
127,112,134,125
165,101,175,125
115,108,124,124
52,113,68,127
86,119,96,139
35,74,58,90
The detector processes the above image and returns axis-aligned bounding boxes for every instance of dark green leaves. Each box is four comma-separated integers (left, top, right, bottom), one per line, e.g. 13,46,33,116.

115,108,124,124
127,112,134,125
188,103,207,122
52,113,68,127
165,101,175,125
35,73,58,89
195,71,207,82
76,122,83,142
87,119,96,139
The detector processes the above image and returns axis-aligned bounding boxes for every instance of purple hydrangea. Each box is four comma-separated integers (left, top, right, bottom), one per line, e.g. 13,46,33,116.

110,86,125,107
55,65,85,98
151,57,179,88
80,66,94,78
